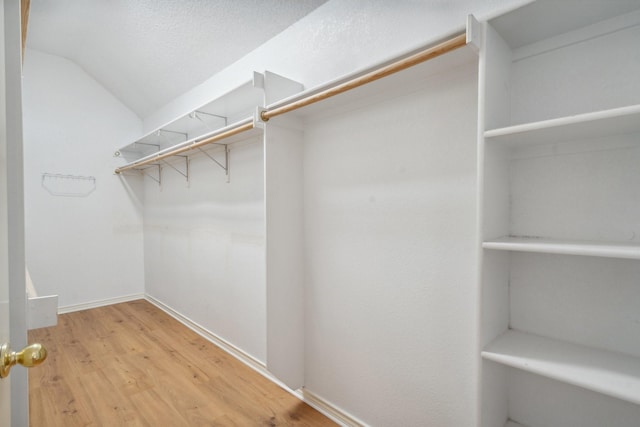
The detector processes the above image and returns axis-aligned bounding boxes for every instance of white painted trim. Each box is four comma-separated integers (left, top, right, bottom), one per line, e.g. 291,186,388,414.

57,293,145,314
144,293,365,427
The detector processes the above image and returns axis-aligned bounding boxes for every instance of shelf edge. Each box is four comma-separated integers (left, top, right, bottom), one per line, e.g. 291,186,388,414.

114,116,257,174
482,330,640,406
482,237,640,260
484,104,640,140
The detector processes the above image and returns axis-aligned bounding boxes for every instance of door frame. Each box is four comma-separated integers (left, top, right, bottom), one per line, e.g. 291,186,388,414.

2,0,29,425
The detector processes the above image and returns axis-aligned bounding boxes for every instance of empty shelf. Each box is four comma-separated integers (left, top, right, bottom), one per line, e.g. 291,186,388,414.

115,117,261,174
483,236,640,260
482,330,640,405
484,104,640,147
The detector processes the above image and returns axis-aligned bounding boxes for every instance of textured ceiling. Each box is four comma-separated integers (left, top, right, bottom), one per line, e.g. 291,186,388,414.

26,0,328,118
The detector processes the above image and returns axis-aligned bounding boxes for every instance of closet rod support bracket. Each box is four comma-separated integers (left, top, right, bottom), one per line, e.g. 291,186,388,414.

257,106,269,123
466,14,482,54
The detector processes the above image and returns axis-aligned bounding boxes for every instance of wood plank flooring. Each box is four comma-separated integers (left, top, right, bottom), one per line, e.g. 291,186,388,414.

28,300,337,426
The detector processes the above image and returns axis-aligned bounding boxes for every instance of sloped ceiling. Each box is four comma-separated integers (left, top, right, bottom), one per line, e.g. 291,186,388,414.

26,0,328,119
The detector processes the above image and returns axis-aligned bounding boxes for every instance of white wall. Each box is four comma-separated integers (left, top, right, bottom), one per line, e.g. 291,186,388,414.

302,64,479,425
143,139,266,362
22,49,145,308
144,0,529,133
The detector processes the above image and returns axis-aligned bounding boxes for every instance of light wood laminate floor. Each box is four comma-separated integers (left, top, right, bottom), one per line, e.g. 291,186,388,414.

28,300,336,426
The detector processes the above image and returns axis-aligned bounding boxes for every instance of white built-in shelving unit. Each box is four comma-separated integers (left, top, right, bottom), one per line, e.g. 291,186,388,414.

480,1,640,426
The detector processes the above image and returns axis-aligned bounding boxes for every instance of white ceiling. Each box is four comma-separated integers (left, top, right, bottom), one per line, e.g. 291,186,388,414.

26,0,328,119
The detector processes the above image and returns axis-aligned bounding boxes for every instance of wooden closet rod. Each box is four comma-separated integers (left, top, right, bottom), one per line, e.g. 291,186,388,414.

260,32,467,121
115,120,254,174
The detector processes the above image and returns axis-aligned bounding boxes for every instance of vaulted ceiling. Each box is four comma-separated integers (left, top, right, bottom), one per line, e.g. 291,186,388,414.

26,0,329,119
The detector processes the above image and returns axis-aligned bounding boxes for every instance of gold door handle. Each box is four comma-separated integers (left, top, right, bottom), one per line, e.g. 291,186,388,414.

0,342,47,378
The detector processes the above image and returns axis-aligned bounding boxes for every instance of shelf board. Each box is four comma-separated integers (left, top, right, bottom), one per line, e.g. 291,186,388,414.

483,236,640,260
115,117,261,173
161,79,261,135
484,104,640,147
489,1,640,49
505,421,526,427
483,330,640,406
119,77,263,154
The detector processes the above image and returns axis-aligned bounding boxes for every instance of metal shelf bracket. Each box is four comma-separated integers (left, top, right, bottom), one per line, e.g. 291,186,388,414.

197,145,230,183
161,155,189,182
140,164,161,186
190,111,228,130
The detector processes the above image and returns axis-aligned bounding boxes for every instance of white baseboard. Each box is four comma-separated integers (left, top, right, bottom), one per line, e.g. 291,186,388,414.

57,293,145,314
28,294,58,329
143,294,266,372
295,389,368,427
143,293,365,427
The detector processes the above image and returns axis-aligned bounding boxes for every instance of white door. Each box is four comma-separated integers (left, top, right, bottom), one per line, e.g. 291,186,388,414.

1,0,30,425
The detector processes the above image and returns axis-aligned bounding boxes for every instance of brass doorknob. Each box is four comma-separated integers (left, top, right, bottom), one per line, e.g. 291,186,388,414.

0,342,47,378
